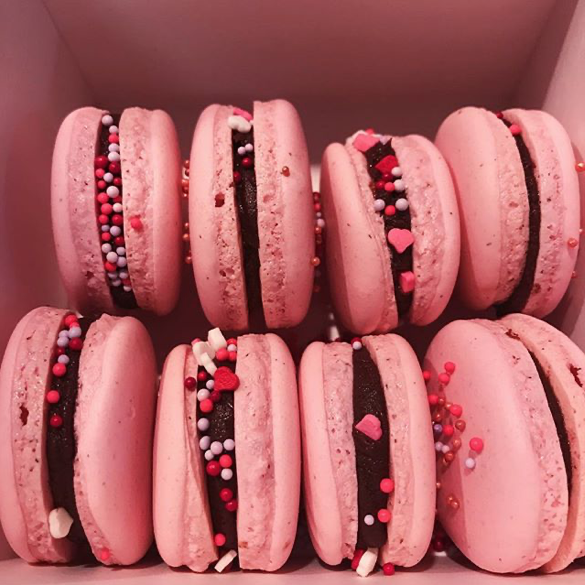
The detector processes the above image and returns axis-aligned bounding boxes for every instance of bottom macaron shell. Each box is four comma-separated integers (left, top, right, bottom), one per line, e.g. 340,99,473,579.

501,314,585,572
424,320,568,573
74,315,157,565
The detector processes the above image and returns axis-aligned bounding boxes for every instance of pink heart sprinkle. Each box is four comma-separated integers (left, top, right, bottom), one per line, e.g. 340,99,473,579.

387,228,414,254
233,107,253,121
355,414,383,441
375,154,398,174
400,271,416,293
353,133,379,153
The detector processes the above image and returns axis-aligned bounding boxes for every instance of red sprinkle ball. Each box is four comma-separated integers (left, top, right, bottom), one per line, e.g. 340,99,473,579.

382,562,395,576
49,414,63,428
469,437,484,453
351,549,365,571
184,376,197,390
214,533,226,547
422,370,431,382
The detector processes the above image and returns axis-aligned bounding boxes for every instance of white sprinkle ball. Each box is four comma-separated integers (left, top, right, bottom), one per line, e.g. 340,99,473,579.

106,186,119,198
197,389,210,402
123,285,132,292
108,152,121,162
109,125,119,134
101,114,113,126
58,329,69,337
204,449,214,461
395,198,409,211
108,143,120,152
107,271,119,279
106,252,118,264
101,225,111,233
237,146,246,156
435,441,444,452
102,243,112,253
364,514,375,526
391,166,402,178
57,337,69,348
57,355,70,365
227,344,237,352
199,436,211,451
352,341,363,351
394,179,406,192
465,457,476,470
316,211,322,218
223,439,235,451
197,418,210,432
110,226,122,237
206,379,215,390
210,441,223,455
221,469,234,481
111,279,122,287
245,143,253,152
113,203,123,213
117,257,127,268
104,172,114,183
116,247,126,256
317,218,326,228
441,445,451,454
119,271,129,280
373,198,386,212
68,326,82,338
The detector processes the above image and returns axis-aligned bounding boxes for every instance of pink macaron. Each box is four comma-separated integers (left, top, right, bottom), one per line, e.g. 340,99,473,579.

52,107,182,316
435,107,580,317
424,315,585,572
153,327,300,572
0,306,157,564
299,334,436,576
320,129,460,335
188,100,315,331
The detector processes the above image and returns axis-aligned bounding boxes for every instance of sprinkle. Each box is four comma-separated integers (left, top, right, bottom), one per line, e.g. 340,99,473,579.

377,509,391,523
395,198,409,211
428,394,439,406
221,468,234,481
383,562,395,576
206,379,215,390
387,228,414,254
356,548,378,577
441,445,450,454
215,550,238,573
364,514,375,526
219,454,233,468
227,115,251,133
52,363,67,377
576,162,585,172
46,390,60,404
399,271,415,293
391,166,402,178
355,414,383,440
204,450,214,461
214,533,226,547
213,366,240,392
568,238,579,248
469,437,484,453
393,179,405,192
199,436,211,451
444,361,456,374
509,124,522,136
197,418,210,431
206,461,221,476
311,256,321,267
384,205,396,216
455,420,466,432
233,107,253,121
442,424,454,437
184,376,197,390
465,457,476,470
50,414,63,428
130,217,143,230
351,337,363,351
438,372,450,384
223,439,235,451
216,348,229,361
380,478,394,493
353,133,380,152
423,370,431,382
200,399,214,413
449,404,463,418
48,508,74,539
281,166,290,176
374,198,386,212
447,495,460,510
435,441,444,452
384,181,395,193
210,441,223,455
351,549,365,571
220,488,233,502
225,499,238,512
375,154,399,174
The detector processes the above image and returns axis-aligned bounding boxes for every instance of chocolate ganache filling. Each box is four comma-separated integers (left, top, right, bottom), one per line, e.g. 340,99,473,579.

352,346,390,549
47,317,94,547
528,350,572,491
195,357,239,553
232,128,265,330
496,118,540,315
363,140,413,318
96,113,138,310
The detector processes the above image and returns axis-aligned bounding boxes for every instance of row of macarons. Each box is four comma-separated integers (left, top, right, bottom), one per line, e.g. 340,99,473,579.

52,101,583,333
1,305,583,576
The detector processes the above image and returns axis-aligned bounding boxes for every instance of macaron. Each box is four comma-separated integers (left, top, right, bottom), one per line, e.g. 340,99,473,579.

0,307,157,564
424,315,585,572
188,100,315,331
299,334,435,576
52,107,182,316
320,129,460,335
153,327,300,572
435,107,580,317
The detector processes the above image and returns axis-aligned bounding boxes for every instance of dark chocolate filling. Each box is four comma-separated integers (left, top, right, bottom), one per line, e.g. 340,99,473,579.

496,118,540,315
97,113,137,310
232,129,265,330
196,360,239,552
46,317,93,547
363,140,413,318
528,350,572,491
352,347,390,549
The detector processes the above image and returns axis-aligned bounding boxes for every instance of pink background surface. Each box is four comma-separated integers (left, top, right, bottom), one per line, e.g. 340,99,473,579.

1,0,584,573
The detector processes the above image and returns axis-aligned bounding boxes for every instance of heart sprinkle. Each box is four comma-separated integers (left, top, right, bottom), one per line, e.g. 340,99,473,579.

214,366,240,392
387,228,414,254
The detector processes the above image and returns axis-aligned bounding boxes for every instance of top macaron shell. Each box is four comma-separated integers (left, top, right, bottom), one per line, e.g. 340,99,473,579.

435,106,579,317
0,307,157,564
299,335,435,567
320,133,459,335
424,319,568,573
154,333,301,571
189,99,314,331
52,106,182,316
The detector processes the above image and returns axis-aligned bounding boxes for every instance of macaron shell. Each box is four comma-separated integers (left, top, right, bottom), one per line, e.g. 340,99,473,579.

392,135,460,325
321,142,398,334
501,314,585,572
253,100,314,328
424,319,567,573
235,333,300,570
503,109,580,317
52,107,114,314
0,307,73,563
189,104,248,330
299,341,356,566
153,345,216,571
74,314,157,564
435,107,529,309
364,335,435,567
120,108,182,315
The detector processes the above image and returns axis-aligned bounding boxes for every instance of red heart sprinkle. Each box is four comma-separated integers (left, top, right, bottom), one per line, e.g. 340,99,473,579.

214,366,240,392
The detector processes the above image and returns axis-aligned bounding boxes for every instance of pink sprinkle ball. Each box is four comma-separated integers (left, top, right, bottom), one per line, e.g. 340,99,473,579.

384,181,395,193
46,390,60,404
108,133,119,144
449,404,463,418
509,123,522,136
130,217,143,230
382,562,395,576
444,361,456,374
377,509,391,523
384,205,396,217
214,533,226,547
422,370,431,382
380,478,395,493
200,399,214,413
428,394,439,406
64,314,77,327
442,424,454,437
216,348,229,362
219,454,233,468
469,437,484,453
52,363,67,377
228,351,237,362
438,372,450,385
